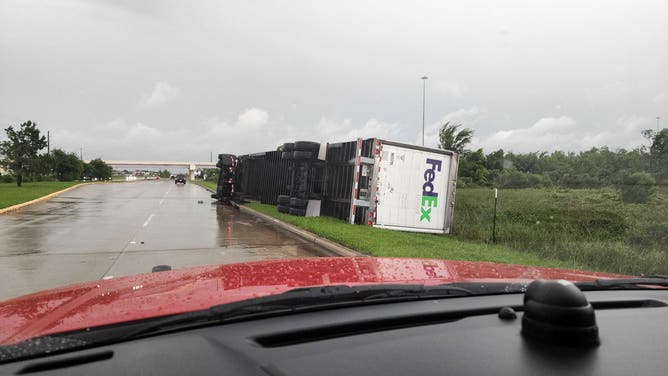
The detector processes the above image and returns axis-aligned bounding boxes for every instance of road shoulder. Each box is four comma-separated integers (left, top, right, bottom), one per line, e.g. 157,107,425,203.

194,182,361,257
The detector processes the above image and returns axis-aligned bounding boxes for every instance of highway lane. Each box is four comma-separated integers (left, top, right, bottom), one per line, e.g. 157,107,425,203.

0,181,325,301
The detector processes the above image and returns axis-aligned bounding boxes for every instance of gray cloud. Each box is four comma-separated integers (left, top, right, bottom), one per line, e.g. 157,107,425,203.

1,0,666,161
138,82,182,109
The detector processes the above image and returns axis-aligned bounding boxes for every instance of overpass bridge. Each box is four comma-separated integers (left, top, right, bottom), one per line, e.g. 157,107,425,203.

88,160,217,180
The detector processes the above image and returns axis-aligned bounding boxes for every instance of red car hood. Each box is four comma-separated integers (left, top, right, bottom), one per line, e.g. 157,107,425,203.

0,257,627,345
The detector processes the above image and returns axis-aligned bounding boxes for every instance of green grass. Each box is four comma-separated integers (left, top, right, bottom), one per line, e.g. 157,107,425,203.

247,202,576,270
454,187,668,275
0,181,80,209
193,180,217,191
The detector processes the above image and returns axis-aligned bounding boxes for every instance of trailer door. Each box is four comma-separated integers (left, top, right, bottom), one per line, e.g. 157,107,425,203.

375,144,453,234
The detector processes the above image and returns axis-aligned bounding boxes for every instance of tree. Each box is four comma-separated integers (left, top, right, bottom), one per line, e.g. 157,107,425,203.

649,129,667,156
0,121,47,186
204,168,219,182
438,122,473,153
458,149,489,186
158,169,171,179
50,149,83,181
649,129,668,181
86,158,113,180
485,149,505,171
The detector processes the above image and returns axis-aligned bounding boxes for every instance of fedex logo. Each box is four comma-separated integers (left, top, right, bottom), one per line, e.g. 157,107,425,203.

420,158,441,222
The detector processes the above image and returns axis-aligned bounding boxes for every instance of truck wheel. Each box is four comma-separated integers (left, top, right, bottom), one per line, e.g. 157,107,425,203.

282,142,295,152
281,151,294,160
290,197,308,208
277,204,290,214
294,141,320,151
292,150,313,159
277,195,290,205
289,207,306,216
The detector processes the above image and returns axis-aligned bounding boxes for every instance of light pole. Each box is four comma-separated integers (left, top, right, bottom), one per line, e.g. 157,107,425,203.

421,76,428,146
657,116,662,131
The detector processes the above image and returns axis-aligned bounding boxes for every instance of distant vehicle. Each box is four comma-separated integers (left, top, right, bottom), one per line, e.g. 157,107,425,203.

169,175,176,180
175,175,187,185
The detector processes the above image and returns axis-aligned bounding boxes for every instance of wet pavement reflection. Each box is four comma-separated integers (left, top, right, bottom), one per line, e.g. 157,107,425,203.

0,181,324,300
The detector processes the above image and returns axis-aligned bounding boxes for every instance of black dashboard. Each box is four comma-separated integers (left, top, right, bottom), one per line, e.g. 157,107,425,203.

2,289,668,375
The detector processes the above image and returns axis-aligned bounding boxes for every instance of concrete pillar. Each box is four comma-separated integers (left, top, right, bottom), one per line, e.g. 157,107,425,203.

188,164,196,181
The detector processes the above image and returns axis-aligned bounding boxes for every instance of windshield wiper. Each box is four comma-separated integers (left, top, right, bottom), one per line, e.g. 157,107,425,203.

126,284,476,337
214,283,475,311
575,277,668,291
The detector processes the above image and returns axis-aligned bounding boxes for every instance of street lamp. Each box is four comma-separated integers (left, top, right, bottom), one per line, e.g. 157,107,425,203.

657,116,662,131
421,76,428,146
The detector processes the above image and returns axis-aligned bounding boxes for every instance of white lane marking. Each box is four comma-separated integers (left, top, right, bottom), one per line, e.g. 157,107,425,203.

159,185,172,206
143,213,155,227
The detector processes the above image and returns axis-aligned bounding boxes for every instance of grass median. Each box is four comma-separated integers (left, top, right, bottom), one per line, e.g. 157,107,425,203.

0,181,80,209
246,202,578,270
193,180,217,192
455,187,667,276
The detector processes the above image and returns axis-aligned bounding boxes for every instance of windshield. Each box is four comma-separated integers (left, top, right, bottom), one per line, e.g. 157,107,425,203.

0,0,666,347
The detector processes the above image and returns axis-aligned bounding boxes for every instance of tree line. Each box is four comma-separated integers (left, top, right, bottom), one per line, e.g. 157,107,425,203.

0,121,113,186
439,122,667,203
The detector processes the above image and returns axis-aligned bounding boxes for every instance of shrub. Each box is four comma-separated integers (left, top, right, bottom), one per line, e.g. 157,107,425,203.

619,171,656,203
495,169,528,188
457,176,473,188
527,173,543,187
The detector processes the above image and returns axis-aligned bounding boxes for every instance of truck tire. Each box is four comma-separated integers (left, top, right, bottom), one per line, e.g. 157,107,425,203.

282,142,295,152
292,150,313,160
281,151,294,160
289,207,306,216
277,204,290,214
277,195,290,205
294,141,320,151
290,197,308,208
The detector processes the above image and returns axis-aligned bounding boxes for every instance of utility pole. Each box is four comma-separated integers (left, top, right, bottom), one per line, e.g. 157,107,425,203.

210,151,213,162
421,76,428,146
47,131,50,154
80,148,83,160
657,116,662,131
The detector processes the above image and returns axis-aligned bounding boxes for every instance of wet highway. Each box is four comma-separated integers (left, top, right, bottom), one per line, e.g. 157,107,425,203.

0,181,325,301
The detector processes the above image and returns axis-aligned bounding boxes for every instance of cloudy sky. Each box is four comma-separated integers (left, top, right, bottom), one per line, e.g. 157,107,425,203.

1,0,666,161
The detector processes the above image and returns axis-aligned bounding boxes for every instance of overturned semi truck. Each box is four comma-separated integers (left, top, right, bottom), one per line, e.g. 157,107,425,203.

211,138,459,234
